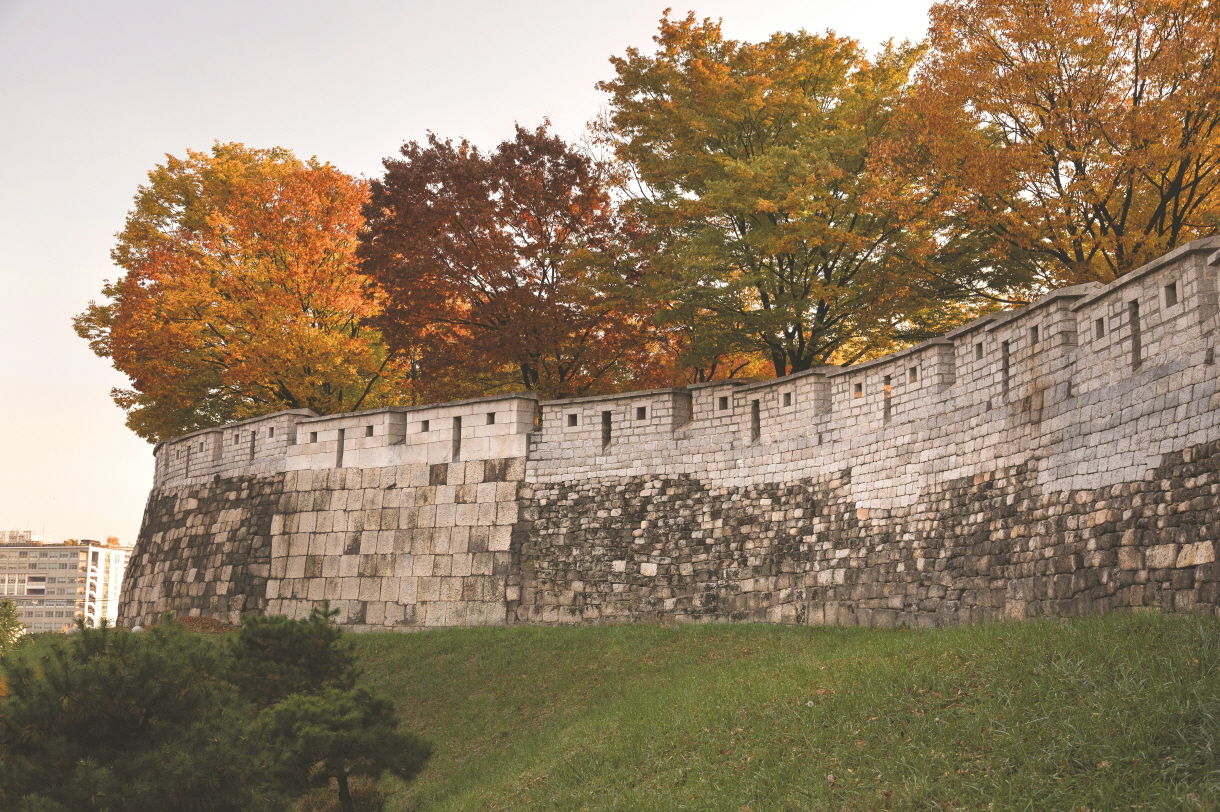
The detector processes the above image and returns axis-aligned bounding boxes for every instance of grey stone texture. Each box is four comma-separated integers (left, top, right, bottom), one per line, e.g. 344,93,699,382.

119,238,1220,629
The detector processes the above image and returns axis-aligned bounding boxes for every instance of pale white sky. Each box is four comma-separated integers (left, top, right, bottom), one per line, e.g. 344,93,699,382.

0,0,933,545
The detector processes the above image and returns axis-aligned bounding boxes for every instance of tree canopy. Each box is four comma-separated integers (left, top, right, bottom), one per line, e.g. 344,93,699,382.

596,12,998,376
359,123,677,401
912,0,1220,285
230,602,357,709
258,687,431,812
0,622,278,812
74,143,408,443
0,610,429,812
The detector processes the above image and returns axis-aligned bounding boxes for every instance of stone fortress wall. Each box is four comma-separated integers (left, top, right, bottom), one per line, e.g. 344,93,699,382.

120,238,1220,629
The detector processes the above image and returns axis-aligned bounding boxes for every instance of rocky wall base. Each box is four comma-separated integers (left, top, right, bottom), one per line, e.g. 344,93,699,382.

516,440,1220,627
118,459,530,630
120,474,284,627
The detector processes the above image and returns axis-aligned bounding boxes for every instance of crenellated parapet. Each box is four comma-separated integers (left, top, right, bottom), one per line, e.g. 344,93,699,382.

154,395,539,487
126,238,1220,629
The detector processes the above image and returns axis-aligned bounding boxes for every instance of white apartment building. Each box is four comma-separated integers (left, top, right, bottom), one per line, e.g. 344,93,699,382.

0,539,130,633
0,529,41,545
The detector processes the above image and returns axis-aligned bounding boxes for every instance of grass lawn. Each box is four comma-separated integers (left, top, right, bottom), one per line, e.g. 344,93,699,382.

353,612,1220,812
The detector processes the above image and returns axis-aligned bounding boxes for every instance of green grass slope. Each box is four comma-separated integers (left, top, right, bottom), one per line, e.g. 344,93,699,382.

355,613,1220,812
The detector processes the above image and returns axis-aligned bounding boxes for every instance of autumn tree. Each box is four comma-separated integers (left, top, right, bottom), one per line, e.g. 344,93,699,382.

359,123,675,401
597,13,994,377
75,143,407,443
912,0,1220,285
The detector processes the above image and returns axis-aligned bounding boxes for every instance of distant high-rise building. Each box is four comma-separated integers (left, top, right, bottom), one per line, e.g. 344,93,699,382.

0,537,130,632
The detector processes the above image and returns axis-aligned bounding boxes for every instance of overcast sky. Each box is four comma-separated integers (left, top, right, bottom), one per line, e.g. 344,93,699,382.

0,0,933,545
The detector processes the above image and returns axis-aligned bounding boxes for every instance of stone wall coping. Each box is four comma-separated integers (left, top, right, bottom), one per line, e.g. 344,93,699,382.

825,340,952,377
944,313,1000,340
686,379,751,391
540,386,691,407
985,283,1099,331
153,408,318,453
1070,236,1220,312
294,392,539,424
740,366,838,389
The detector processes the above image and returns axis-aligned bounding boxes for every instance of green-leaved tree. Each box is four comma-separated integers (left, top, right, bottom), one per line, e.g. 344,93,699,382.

597,12,1002,374
0,622,280,812
258,687,432,812
229,602,357,708
0,600,25,653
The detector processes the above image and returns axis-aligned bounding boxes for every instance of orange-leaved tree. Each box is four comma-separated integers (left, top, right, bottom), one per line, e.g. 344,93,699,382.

359,123,676,401
596,12,998,377
912,0,1220,285
75,143,407,443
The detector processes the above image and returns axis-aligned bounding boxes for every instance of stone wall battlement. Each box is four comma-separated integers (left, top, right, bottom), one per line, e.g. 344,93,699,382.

122,239,1220,629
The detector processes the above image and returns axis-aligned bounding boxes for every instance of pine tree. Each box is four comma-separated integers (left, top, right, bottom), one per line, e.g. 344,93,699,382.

228,601,357,708
0,622,281,812
0,600,26,652
258,688,432,812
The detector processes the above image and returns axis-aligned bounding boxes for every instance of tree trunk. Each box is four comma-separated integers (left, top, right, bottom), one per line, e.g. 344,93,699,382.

337,771,354,812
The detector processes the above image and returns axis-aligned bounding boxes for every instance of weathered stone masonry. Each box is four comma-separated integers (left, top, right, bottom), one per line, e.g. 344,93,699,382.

121,239,1220,629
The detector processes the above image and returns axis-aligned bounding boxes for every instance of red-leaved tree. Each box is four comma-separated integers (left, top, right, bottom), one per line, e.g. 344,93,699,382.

359,124,675,401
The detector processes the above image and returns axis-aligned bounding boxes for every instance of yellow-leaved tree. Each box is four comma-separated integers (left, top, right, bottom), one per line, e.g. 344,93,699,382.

75,143,407,443
912,0,1220,285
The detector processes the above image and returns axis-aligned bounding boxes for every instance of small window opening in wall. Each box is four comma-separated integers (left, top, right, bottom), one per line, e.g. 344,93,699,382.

1066,379,1073,398
853,382,863,398
487,412,496,425
750,399,761,441
248,431,256,461
421,420,430,432
883,375,892,424
1001,340,1011,395
567,413,578,427
908,367,918,383
451,416,462,461
817,432,823,445
309,431,318,444
1030,325,1040,346
601,410,612,448
782,392,792,407
975,342,983,361
335,428,345,468
718,396,729,411
636,406,647,420
1129,299,1142,369
1165,281,1178,307
1095,317,1106,339
268,427,275,438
